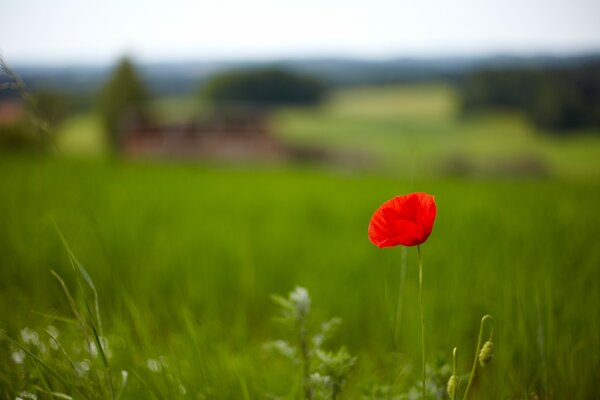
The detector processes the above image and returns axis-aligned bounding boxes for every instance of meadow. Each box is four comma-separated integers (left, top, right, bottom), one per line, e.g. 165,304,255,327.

1,84,599,399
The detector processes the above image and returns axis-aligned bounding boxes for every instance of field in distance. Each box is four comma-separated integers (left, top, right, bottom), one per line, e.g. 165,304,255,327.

56,83,600,179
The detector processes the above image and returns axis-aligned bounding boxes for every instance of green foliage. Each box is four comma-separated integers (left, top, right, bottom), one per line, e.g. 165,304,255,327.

313,348,356,399
202,68,326,108
0,158,598,398
268,287,355,399
0,122,42,151
97,58,149,152
460,64,600,132
0,58,63,152
31,88,71,128
0,104,52,153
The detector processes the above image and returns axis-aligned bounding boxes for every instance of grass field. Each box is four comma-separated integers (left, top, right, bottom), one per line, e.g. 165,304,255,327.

276,84,600,179
1,85,600,399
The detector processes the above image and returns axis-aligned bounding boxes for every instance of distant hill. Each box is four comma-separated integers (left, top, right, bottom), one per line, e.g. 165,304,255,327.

2,53,600,98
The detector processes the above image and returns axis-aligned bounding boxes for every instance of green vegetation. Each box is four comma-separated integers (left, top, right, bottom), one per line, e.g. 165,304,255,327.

1,84,599,398
57,84,600,178
98,58,150,152
276,84,600,178
54,113,108,157
460,64,600,132
30,88,71,129
1,157,599,398
201,68,325,108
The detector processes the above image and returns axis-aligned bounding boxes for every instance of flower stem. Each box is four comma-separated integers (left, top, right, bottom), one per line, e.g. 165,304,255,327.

452,347,458,400
462,315,493,400
394,246,408,347
417,244,426,399
300,323,312,400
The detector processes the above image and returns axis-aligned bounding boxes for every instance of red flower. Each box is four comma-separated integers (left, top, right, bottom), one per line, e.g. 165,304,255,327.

368,192,437,248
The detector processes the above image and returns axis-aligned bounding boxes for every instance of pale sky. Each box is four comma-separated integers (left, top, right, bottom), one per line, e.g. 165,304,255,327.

1,0,600,64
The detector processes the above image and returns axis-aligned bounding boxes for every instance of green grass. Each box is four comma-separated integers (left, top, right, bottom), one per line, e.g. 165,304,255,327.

0,156,599,399
54,113,108,157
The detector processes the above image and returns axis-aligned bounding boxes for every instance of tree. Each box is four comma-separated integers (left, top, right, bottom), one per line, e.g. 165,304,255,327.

31,88,70,128
201,68,326,108
98,58,149,152
460,63,600,133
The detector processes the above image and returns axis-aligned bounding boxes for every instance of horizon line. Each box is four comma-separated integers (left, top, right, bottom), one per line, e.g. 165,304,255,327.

4,48,600,68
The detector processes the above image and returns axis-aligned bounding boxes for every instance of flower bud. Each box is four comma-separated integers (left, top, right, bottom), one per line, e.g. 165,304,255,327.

478,340,494,367
447,374,458,398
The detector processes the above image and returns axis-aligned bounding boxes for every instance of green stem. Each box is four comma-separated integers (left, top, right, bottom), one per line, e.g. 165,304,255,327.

462,315,493,400
394,246,408,346
452,347,458,400
300,325,312,400
417,245,426,399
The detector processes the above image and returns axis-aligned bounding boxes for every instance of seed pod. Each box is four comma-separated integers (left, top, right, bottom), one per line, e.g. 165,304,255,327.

447,374,458,398
478,340,494,367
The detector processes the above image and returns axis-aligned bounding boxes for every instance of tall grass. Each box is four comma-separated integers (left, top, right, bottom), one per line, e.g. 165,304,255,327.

0,155,599,398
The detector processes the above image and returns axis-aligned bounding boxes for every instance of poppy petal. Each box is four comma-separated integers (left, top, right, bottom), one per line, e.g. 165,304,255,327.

368,192,436,247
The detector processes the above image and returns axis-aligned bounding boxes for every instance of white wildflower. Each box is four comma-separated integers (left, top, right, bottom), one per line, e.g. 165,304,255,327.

46,325,59,339
146,358,162,373
310,372,332,386
290,286,310,314
20,328,40,346
11,350,25,364
17,392,37,400
75,360,91,377
263,340,296,359
88,342,98,357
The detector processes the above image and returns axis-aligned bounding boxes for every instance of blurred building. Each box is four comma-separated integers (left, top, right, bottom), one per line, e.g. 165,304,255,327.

0,99,25,127
120,109,289,161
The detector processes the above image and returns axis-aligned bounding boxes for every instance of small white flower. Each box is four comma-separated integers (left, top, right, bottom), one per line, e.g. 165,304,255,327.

75,360,91,377
88,342,98,357
146,358,162,373
49,340,59,351
310,372,331,386
46,325,59,339
263,340,296,359
20,327,31,342
17,392,37,400
20,328,40,346
290,287,310,314
11,350,25,364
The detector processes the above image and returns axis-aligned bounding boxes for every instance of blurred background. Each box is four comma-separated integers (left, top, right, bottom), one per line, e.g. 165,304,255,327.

1,0,599,398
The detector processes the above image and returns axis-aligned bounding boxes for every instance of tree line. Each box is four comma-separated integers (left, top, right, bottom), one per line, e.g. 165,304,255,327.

1,59,326,153
460,63,600,133
3,57,599,153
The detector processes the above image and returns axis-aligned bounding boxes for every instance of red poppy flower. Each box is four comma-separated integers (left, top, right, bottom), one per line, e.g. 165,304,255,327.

368,192,436,248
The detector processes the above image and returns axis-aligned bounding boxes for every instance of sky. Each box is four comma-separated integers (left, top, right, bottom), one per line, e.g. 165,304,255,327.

1,0,600,64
